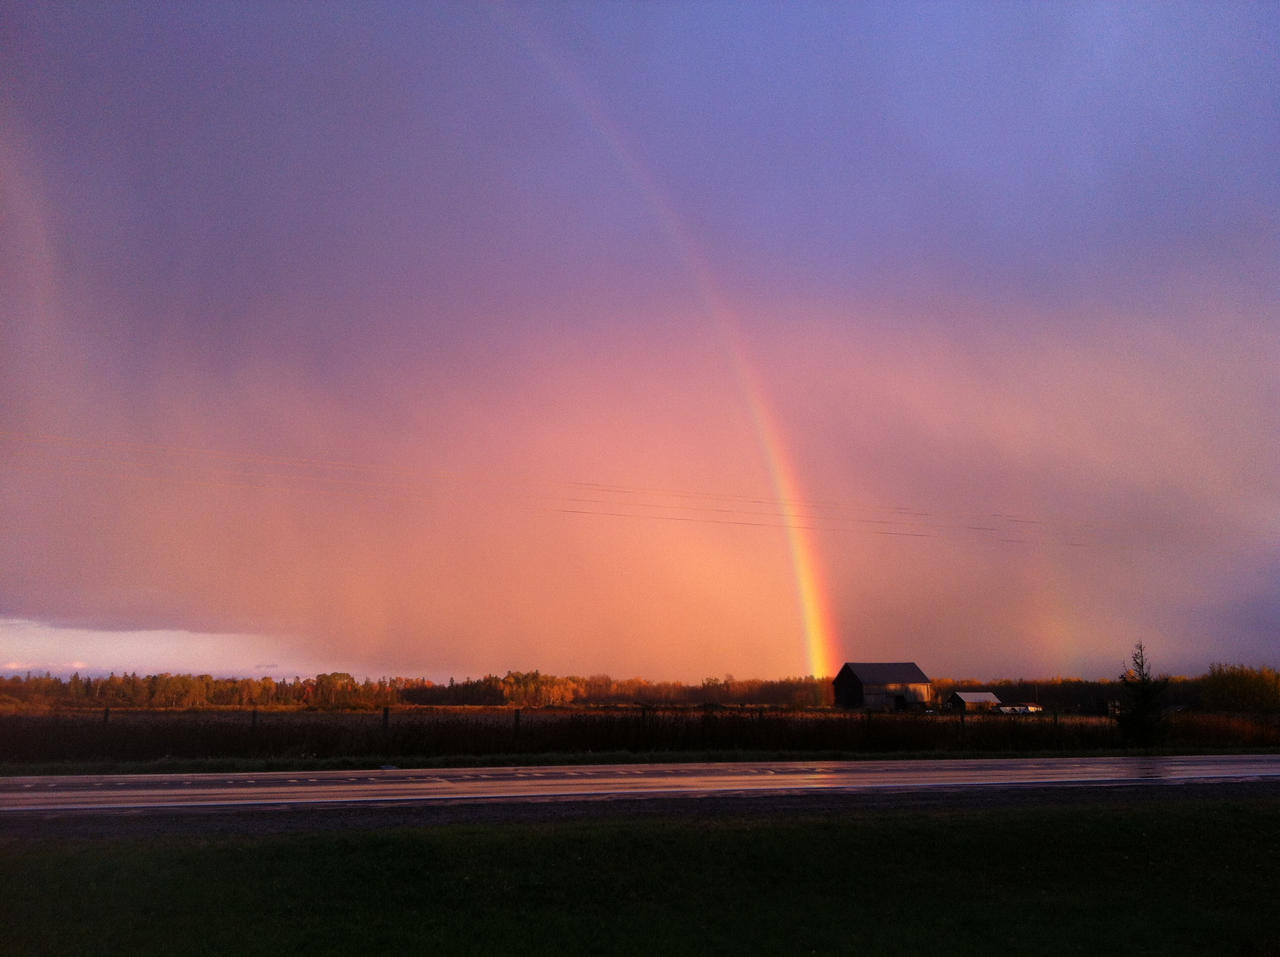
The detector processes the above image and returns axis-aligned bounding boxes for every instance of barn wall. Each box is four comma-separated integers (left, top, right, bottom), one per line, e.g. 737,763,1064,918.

833,672,864,708
863,682,932,710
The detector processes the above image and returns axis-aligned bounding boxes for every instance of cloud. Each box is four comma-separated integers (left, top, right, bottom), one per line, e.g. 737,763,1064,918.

2,3,1276,681
4,282,1274,680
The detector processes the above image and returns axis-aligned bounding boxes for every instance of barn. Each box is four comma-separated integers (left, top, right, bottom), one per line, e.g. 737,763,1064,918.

947,691,1001,712
833,662,933,711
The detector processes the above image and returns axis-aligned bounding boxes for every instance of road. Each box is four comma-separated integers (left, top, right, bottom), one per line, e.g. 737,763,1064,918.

4,754,1279,814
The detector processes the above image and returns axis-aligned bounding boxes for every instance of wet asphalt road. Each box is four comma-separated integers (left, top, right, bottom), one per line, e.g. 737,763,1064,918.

4,753,1279,814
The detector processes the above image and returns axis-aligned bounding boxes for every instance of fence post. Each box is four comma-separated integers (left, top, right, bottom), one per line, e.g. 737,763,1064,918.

513,707,521,742
383,705,390,731
102,707,110,725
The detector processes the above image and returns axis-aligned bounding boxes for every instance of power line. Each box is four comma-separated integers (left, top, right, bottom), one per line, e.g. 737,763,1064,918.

0,427,1101,546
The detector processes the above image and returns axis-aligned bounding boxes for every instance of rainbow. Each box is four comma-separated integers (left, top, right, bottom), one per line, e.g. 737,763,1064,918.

496,14,840,677
723,344,840,680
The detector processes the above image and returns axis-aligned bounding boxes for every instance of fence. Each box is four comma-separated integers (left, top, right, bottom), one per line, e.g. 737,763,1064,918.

2,707,1275,767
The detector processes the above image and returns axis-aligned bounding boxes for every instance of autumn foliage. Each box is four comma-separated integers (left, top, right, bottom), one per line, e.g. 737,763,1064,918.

0,670,834,713
1,664,1278,715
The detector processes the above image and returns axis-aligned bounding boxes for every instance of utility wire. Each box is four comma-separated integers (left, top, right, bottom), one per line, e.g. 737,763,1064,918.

0,427,1099,545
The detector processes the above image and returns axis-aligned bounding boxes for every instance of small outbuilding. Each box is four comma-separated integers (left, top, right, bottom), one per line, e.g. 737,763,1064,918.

833,662,933,711
947,691,1001,712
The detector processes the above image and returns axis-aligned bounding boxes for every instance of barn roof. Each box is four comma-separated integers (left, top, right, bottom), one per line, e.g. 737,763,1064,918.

837,662,931,685
952,691,1001,704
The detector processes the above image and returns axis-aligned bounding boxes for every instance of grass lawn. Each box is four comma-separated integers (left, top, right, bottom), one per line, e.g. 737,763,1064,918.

3,796,1278,956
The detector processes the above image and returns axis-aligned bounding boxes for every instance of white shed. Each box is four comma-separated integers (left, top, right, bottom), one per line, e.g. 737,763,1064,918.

947,691,1001,712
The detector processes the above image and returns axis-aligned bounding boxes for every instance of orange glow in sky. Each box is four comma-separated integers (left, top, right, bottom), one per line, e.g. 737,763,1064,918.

2,4,1278,682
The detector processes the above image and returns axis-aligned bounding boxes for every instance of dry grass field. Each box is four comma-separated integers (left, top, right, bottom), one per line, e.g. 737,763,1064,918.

2,707,1277,773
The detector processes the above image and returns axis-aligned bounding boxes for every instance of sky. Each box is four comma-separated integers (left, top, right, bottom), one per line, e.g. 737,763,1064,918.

2,2,1277,683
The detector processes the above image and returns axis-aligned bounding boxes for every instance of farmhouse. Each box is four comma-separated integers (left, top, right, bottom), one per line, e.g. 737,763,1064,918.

833,662,933,711
947,691,1001,712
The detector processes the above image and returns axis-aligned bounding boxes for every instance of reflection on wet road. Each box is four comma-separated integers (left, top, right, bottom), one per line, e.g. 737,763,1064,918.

3,754,1279,813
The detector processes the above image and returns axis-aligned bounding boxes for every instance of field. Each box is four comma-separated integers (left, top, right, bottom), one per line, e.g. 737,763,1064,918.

5,709,1279,954
3,707,1279,773
3,791,1278,956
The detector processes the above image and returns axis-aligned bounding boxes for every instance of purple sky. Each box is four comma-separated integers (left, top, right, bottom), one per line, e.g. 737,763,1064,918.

2,2,1277,682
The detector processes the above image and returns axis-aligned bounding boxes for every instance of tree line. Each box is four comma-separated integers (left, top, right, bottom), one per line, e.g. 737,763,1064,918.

400,672,832,708
0,670,832,712
1,664,1276,714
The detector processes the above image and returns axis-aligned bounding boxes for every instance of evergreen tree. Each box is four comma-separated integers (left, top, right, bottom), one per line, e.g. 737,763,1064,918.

1118,642,1169,746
